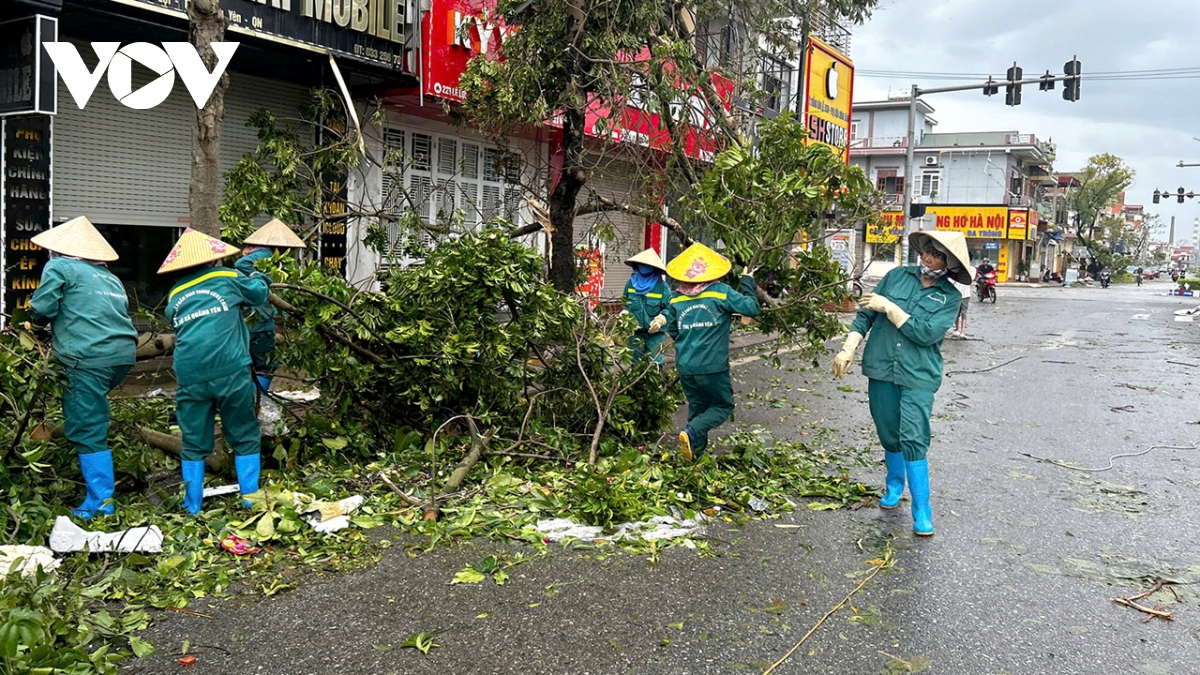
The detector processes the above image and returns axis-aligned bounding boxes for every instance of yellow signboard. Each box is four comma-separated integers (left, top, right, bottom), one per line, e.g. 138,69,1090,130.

867,211,904,243
802,36,853,163
929,205,1007,239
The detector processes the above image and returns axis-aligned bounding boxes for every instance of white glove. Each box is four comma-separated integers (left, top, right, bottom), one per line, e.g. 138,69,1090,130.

859,293,910,329
741,266,758,277
648,314,667,334
832,332,863,379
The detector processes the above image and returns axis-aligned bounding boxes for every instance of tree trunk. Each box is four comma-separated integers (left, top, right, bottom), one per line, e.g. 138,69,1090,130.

188,0,230,237
548,103,588,293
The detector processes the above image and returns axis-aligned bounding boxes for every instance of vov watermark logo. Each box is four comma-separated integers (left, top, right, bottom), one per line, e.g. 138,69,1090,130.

42,42,239,110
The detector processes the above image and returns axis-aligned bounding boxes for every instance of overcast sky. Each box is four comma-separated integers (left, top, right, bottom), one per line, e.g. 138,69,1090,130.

850,0,1200,246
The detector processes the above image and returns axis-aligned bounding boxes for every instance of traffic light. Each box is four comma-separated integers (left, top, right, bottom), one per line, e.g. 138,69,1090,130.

1178,187,1186,204
1039,70,1055,91
1154,189,1161,204
983,77,999,97
1063,58,1081,102
1006,65,1023,106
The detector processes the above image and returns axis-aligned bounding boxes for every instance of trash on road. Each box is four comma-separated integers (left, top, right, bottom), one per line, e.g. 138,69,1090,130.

274,387,320,402
202,484,240,498
295,494,364,533
748,496,769,512
258,396,288,435
49,516,164,553
0,545,60,577
219,534,260,555
536,513,706,543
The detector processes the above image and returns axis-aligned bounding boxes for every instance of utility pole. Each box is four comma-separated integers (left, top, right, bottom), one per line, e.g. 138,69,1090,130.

1170,215,1176,247
897,58,1082,266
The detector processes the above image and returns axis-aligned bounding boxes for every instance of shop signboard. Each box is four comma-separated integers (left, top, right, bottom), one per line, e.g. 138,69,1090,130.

1,114,52,319
828,229,855,276
866,211,903,243
0,15,56,116
1007,208,1028,240
929,205,1007,239
801,36,853,163
112,0,414,72
1028,209,1039,241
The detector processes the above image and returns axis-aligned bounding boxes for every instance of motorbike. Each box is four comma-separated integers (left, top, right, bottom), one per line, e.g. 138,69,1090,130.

1099,269,1112,289
976,270,998,303
1042,270,1063,283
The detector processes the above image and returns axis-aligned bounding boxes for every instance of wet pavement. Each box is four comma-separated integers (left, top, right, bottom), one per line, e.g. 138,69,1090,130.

126,278,1200,675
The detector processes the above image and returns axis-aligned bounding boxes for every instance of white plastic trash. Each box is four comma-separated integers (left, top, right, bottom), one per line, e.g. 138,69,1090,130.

0,545,60,578
49,516,164,554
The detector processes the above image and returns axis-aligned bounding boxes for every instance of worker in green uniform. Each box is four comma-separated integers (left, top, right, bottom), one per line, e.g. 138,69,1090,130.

832,230,969,536
235,218,306,394
24,217,137,519
664,242,760,461
621,248,671,364
159,228,271,514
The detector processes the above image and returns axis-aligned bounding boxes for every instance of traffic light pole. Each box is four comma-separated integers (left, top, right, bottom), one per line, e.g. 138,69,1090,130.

898,65,1082,267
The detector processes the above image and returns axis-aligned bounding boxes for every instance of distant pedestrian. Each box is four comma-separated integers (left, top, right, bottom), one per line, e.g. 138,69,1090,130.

620,249,671,365
950,263,976,338
1136,266,1143,287
664,243,760,461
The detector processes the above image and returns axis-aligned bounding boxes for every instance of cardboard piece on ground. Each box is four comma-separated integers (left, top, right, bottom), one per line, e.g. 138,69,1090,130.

0,545,60,577
49,516,164,554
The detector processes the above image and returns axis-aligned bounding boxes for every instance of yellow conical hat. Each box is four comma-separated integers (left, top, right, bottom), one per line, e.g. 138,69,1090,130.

624,248,667,273
666,242,732,283
30,216,118,262
157,228,237,274
909,230,972,285
244,218,306,249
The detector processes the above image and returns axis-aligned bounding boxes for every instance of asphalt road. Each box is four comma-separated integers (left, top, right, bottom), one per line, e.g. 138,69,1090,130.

126,278,1200,675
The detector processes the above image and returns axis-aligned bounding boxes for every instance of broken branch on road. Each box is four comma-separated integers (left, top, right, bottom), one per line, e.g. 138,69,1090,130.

1018,443,1199,472
945,356,1025,377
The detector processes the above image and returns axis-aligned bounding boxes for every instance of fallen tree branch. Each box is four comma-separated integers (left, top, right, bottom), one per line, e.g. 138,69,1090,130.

437,418,495,500
378,471,423,508
136,332,175,359
1018,443,1198,472
945,356,1025,377
137,425,233,475
268,292,387,366
1112,596,1173,621
3,346,54,464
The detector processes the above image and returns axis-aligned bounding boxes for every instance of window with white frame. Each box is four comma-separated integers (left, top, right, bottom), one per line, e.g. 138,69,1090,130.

849,121,859,141
920,171,941,198
379,127,525,267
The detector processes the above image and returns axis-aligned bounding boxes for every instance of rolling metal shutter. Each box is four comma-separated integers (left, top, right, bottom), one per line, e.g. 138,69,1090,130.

575,162,646,299
53,38,308,228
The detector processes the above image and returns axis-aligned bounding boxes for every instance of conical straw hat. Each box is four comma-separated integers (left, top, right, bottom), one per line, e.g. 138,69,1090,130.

244,218,306,249
157,228,237,274
624,248,667,273
666,242,732,283
909,230,972,285
31,216,118,262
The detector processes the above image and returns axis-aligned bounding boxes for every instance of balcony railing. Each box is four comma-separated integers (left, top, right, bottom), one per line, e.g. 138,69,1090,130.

850,136,908,150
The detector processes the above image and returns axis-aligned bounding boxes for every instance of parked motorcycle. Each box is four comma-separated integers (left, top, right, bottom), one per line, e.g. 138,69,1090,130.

976,270,998,303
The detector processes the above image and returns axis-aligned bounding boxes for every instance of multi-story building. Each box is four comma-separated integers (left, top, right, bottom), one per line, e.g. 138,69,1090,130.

850,98,1057,282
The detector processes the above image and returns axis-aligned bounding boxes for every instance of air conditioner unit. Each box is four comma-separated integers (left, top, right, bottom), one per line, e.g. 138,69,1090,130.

924,156,939,166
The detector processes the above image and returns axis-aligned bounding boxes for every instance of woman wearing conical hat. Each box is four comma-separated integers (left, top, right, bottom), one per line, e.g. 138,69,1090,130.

234,218,306,394
663,243,761,461
622,249,672,364
831,230,970,537
159,228,271,514
25,217,137,519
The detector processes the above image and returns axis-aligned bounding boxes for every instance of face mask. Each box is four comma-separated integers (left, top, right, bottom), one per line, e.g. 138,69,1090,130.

920,262,948,280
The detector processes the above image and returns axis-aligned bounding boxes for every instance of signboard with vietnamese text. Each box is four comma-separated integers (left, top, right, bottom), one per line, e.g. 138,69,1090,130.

113,0,414,72
2,114,52,319
1028,209,1039,240
866,211,903,243
929,205,1007,239
1007,208,1028,240
802,36,853,163
421,0,511,101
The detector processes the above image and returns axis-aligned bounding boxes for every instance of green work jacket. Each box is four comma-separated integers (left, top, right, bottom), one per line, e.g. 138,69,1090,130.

28,257,137,369
666,275,760,375
234,248,276,335
850,266,959,392
622,278,671,333
166,266,270,386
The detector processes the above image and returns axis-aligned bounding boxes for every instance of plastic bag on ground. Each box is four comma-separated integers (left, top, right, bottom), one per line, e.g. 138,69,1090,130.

0,545,60,577
537,514,707,544
49,516,164,554
293,494,365,532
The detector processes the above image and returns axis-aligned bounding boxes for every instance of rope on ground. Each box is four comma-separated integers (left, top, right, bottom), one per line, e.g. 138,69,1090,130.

1018,443,1199,473
945,356,1025,377
761,546,895,675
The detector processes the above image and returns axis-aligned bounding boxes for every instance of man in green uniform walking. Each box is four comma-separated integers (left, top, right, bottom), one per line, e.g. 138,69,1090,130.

235,218,306,394
665,243,760,461
159,228,271,514
621,248,671,364
26,217,137,518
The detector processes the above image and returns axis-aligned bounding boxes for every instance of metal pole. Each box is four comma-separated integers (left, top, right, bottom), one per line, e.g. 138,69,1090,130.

1169,215,1176,247
900,84,918,266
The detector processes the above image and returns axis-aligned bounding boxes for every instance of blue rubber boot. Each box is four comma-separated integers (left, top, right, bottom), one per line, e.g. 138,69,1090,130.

906,460,935,536
72,451,115,519
255,375,273,394
181,460,205,515
879,451,906,510
235,454,261,507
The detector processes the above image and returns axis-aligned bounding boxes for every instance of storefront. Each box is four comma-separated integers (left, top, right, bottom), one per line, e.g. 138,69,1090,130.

864,210,903,276
927,204,1031,283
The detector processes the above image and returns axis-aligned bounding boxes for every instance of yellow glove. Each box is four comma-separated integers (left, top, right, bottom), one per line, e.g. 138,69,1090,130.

648,314,667,334
859,293,910,329
831,332,863,379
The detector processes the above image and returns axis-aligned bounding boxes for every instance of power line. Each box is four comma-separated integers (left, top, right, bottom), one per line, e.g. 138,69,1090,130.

856,66,1200,82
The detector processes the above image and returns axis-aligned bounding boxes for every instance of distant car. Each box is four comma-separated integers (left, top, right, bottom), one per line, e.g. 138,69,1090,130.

1125,265,1140,275
1143,267,1161,279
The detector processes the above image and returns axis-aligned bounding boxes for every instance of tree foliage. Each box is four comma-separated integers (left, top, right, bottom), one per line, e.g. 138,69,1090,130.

1066,153,1135,250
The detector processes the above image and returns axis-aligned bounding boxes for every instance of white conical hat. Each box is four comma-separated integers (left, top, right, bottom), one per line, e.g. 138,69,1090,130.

910,230,972,285
624,248,667,273
158,228,237,274
30,216,118,262
244,218,306,248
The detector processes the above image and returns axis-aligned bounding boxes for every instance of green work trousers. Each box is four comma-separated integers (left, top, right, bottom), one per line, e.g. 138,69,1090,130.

680,370,735,452
176,370,262,461
629,330,666,364
249,331,278,376
867,378,935,462
63,365,132,456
